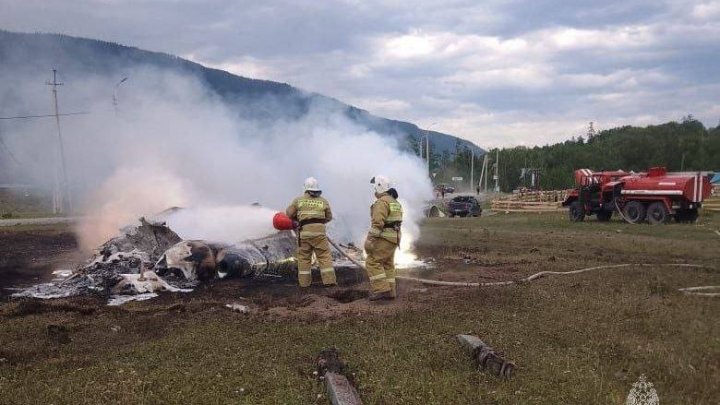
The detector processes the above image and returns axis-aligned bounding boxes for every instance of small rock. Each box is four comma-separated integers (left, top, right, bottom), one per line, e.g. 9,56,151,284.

111,325,121,332
225,303,250,314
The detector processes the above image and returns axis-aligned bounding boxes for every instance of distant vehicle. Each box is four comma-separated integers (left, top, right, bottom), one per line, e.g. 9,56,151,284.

448,196,482,217
435,184,455,194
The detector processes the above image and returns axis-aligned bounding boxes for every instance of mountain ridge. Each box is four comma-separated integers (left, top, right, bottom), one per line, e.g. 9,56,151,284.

0,29,484,157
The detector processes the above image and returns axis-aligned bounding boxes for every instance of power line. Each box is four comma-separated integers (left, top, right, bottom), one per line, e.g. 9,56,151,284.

0,111,91,120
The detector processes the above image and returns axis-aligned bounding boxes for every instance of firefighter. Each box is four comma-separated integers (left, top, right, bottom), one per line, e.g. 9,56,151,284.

364,175,403,301
286,177,337,287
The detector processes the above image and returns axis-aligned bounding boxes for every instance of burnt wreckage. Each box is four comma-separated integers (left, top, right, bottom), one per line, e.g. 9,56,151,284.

13,217,316,302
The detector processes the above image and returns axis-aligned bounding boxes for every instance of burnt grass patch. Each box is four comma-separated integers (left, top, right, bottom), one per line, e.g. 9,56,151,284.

328,288,369,303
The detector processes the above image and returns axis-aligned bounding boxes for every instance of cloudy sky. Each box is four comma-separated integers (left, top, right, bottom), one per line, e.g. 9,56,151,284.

2,0,719,147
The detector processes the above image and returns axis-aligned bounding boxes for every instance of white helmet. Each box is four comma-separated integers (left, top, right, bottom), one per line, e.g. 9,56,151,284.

303,177,321,192
371,175,391,194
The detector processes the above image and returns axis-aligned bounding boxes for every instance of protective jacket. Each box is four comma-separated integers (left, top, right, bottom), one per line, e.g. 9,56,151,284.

286,193,333,238
367,193,403,244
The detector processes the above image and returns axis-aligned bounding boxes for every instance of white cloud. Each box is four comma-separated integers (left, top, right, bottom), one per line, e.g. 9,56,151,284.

382,32,438,59
691,1,720,19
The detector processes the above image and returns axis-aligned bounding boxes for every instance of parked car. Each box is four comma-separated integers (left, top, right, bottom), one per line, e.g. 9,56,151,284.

434,184,455,195
447,196,482,217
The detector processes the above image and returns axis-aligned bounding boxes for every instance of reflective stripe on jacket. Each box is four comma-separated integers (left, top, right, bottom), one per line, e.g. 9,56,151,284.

286,193,332,238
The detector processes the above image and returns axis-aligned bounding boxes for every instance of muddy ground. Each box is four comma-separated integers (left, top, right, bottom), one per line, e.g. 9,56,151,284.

1,215,719,404
0,226,81,298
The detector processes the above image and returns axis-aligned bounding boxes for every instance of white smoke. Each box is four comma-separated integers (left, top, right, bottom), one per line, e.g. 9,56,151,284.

1,66,434,252
160,205,278,243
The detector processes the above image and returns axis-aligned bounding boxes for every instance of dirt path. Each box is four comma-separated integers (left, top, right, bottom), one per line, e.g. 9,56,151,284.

0,217,80,227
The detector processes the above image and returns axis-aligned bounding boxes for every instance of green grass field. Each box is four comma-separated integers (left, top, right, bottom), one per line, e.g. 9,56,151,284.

1,212,719,404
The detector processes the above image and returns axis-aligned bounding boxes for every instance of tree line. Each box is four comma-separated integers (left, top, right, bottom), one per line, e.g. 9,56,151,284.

408,117,720,192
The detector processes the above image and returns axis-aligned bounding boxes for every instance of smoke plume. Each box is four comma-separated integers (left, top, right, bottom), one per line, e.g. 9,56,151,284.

1,65,434,253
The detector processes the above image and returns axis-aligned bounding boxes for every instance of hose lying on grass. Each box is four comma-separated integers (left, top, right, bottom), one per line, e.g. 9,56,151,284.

327,239,720,298
396,263,720,297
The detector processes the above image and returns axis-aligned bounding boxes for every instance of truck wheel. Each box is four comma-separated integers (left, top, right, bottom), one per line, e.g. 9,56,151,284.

622,201,646,224
596,210,612,222
647,202,670,225
569,201,585,222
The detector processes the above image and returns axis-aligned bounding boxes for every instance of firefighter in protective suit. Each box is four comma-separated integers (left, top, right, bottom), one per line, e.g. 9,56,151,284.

286,177,337,287
365,175,403,301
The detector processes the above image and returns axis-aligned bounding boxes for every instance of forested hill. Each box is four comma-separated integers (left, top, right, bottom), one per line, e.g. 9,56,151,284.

0,30,483,157
490,118,720,192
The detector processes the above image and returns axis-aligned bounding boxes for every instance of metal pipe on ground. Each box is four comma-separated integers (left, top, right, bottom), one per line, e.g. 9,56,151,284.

457,334,515,378
317,348,363,405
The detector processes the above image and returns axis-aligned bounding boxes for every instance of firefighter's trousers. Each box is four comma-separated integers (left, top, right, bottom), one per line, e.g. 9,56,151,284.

364,236,397,296
296,234,336,287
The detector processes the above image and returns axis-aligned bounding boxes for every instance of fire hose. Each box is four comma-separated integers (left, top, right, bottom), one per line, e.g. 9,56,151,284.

395,263,720,297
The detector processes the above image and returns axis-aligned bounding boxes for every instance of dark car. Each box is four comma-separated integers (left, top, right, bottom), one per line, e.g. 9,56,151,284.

434,184,456,194
447,196,482,217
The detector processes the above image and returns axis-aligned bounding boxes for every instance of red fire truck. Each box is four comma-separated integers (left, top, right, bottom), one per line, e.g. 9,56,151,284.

562,167,712,224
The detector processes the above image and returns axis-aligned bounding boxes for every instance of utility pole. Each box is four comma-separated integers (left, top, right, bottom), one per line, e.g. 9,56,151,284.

493,149,500,192
484,156,489,192
113,77,128,115
478,154,487,192
424,122,437,180
425,132,430,176
470,148,474,191
46,69,72,214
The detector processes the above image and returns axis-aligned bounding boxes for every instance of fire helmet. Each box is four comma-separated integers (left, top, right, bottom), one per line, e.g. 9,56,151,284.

370,175,391,194
303,177,321,192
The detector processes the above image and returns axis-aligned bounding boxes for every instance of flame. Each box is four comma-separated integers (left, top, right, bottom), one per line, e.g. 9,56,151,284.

394,231,423,269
